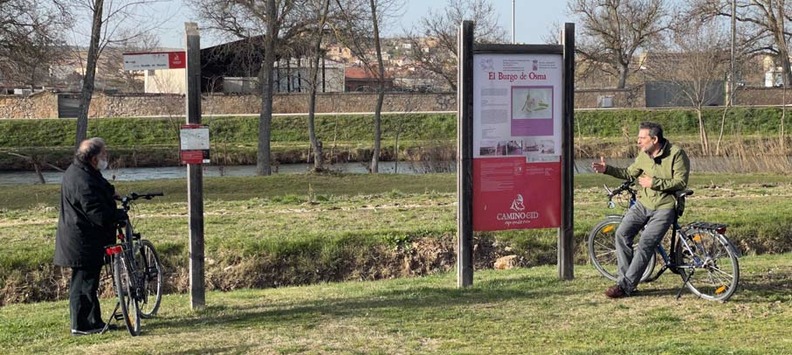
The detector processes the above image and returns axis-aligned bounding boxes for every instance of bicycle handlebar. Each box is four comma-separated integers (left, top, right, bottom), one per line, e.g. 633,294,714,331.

606,179,636,198
115,192,164,201
116,192,164,209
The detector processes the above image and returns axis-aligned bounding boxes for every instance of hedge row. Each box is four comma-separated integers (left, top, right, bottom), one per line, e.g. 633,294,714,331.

0,107,787,148
0,113,456,148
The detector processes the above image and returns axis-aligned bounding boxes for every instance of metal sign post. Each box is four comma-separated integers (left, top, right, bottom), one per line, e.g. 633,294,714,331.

457,21,474,288
185,22,205,309
559,23,576,280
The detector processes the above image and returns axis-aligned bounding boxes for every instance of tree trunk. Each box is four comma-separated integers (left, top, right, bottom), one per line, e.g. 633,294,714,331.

369,0,384,173
716,104,730,156
307,0,330,172
256,0,278,176
371,89,384,173
75,0,104,147
617,63,628,89
33,161,45,184
307,75,324,171
697,109,709,155
782,82,787,152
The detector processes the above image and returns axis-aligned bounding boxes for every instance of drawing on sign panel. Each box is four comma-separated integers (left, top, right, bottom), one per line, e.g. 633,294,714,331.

511,87,552,120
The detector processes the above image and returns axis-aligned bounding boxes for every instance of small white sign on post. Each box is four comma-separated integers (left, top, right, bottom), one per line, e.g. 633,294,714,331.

123,51,186,71
179,124,210,164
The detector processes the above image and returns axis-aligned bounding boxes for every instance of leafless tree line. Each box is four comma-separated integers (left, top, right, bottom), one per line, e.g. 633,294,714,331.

571,0,792,155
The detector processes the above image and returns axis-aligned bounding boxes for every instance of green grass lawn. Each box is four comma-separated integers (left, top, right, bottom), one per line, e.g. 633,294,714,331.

0,253,789,354
2,173,792,305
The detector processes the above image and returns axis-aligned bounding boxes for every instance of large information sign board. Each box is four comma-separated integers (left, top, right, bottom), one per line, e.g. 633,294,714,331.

471,54,562,231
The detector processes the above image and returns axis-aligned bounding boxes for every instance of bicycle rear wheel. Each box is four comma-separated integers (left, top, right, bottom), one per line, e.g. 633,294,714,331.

135,239,163,318
675,229,740,301
588,216,655,282
113,254,141,336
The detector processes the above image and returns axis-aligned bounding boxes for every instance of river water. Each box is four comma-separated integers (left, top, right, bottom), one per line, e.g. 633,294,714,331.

1,157,788,186
0,161,455,185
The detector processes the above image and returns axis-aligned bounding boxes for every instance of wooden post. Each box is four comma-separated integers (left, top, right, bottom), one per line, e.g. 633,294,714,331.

558,23,575,280
185,22,205,309
457,21,474,288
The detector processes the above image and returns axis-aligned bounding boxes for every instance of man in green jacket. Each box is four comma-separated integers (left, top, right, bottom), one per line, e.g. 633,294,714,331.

591,121,690,298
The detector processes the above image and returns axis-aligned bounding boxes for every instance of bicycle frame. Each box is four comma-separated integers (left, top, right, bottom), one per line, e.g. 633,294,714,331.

103,192,164,335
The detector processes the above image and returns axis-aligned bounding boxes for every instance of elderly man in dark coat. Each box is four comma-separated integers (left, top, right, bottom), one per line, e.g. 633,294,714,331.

54,137,118,335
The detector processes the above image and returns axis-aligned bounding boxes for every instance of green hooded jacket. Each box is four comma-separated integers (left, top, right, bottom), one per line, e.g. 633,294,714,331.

604,141,690,210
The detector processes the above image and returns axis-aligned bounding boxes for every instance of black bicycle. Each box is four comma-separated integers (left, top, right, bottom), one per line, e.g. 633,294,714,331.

103,192,164,336
587,179,740,301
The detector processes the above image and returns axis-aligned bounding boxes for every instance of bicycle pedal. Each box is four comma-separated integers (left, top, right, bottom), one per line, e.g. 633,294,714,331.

113,313,124,321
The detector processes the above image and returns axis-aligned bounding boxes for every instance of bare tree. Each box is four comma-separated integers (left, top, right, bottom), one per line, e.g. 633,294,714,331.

404,0,506,91
332,0,401,173
305,0,332,172
68,0,175,146
189,0,316,176
645,21,731,155
0,0,70,88
569,0,669,88
691,0,792,86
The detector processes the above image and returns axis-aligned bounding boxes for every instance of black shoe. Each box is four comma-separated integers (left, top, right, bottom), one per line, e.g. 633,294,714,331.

70,328,103,336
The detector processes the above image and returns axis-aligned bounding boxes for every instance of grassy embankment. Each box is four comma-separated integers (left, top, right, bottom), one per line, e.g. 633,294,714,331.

2,106,792,170
1,173,791,306
0,253,790,353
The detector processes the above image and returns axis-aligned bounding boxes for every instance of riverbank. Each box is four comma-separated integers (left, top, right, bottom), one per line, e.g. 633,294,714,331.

4,135,792,174
1,173,791,305
2,108,792,172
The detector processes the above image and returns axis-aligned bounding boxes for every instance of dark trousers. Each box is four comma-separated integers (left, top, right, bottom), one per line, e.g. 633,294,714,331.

69,267,104,331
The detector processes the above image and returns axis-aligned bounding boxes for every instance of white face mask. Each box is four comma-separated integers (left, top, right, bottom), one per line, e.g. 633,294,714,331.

97,158,108,170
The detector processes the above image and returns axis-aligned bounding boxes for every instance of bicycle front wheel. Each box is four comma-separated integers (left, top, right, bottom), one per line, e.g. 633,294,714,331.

675,229,740,301
113,254,141,336
588,216,655,282
135,239,163,318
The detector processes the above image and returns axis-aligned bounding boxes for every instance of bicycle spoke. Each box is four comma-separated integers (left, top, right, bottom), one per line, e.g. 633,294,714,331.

677,229,739,301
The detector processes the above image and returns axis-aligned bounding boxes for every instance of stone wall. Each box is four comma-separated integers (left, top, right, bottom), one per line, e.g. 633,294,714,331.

1,87,788,119
575,87,646,109
0,92,59,119
734,87,788,106
0,92,459,119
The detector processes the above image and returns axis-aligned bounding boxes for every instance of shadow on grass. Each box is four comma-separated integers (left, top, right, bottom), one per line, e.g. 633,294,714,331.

145,274,575,333
142,261,792,337
627,263,792,302
732,266,792,303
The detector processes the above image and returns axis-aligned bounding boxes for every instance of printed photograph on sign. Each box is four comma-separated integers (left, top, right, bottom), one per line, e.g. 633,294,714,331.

510,86,553,136
479,140,525,156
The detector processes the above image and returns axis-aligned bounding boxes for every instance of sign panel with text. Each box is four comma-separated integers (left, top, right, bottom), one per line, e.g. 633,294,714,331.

472,54,562,231
123,51,186,71
179,124,210,164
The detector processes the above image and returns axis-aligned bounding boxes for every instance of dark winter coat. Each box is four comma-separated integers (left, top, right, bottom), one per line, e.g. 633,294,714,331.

54,159,117,268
